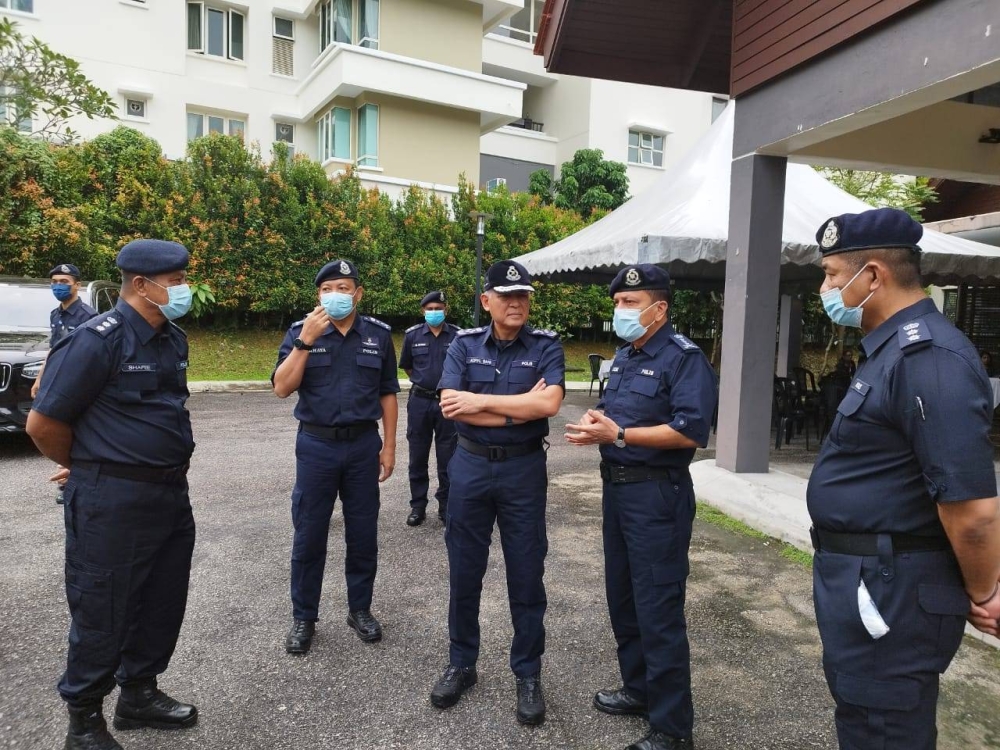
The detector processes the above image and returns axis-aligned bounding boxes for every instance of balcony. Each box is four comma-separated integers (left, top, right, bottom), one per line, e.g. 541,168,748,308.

508,117,543,132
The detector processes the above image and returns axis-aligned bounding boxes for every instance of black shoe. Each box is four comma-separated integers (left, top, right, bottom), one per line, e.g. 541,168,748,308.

346,609,382,642
65,705,122,750
407,510,426,527
285,619,315,654
430,665,478,709
626,730,694,750
516,673,546,726
113,682,198,730
594,687,649,717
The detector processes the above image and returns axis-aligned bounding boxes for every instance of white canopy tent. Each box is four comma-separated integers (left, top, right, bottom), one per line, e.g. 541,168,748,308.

517,104,1000,288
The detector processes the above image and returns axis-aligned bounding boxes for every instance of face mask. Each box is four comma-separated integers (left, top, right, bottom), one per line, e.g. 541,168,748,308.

820,265,875,329
613,303,659,343
144,278,192,321
424,310,446,327
321,290,357,321
52,283,73,302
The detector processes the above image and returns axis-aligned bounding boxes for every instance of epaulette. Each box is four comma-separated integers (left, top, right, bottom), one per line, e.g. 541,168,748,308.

530,327,560,339
671,333,701,353
363,315,391,331
405,323,422,333
898,319,933,353
290,319,305,329
86,311,122,338
457,326,488,337
168,320,187,336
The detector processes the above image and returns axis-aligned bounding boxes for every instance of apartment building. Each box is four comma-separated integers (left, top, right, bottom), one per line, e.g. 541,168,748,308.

2,0,719,200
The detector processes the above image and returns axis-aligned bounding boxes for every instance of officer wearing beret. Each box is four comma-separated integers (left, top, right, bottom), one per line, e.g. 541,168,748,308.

808,207,1000,749
273,259,400,654
399,291,459,527
430,259,564,726
27,240,198,750
566,263,717,750
30,264,97,399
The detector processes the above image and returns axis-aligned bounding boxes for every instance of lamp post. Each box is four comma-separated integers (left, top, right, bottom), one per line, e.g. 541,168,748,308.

469,211,492,327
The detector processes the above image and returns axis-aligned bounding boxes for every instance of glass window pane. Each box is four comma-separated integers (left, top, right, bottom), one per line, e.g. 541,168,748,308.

653,151,663,167
652,135,663,151
207,8,225,56
640,133,652,149
208,115,224,134
320,2,330,49
274,17,294,39
640,149,652,165
335,0,352,43
532,0,544,33
187,3,202,50
359,0,378,48
628,131,638,148
229,11,244,60
187,113,204,140
333,107,351,160
628,146,639,163
13,0,34,11
275,123,294,143
229,119,245,137
317,117,327,160
358,104,377,165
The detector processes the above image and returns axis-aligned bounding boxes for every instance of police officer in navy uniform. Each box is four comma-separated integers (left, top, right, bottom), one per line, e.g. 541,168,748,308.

566,264,717,750
273,259,400,654
27,240,199,750
399,290,459,526
30,263,98,399
429,259,564,726
807,208,1000,749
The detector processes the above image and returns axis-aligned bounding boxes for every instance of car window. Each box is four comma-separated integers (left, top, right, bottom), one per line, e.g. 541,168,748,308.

93,286,119,313
0,285,53,331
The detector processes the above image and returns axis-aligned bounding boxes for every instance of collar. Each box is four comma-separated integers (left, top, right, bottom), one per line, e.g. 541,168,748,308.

861,297,937,358
631,321,673,358
115,298,159,345
60,297,83,314
479,324,530,351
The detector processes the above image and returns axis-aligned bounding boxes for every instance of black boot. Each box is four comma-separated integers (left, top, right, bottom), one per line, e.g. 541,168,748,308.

65,704,122,750
113,681,198,730
516,673,546,726
430,665,478,709
626,730,695,750
407,509,426,526
346,609,383,642
285,618,316,654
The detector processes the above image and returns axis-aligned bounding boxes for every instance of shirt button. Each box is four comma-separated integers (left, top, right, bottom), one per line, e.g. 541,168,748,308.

880,567,891,577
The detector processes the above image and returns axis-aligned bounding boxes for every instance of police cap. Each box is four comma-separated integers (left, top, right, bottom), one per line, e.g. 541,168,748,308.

421,290,446,307
49,263,81,279
816,207,923,256
315,258,358,287
484,260,534,293
609,264,671,298
116,239,190,275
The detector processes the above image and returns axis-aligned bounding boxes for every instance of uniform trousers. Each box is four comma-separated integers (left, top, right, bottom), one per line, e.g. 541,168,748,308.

446,445,548,677
813,545,970,749
603,476,696,738
291,427,381,620
406,394,457,513
59,463,195,708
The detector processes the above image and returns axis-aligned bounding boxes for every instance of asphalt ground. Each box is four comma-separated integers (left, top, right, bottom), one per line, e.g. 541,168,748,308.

1,391,998,750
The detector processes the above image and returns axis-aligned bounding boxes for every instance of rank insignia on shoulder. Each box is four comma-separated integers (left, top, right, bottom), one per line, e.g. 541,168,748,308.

531,327,559,339
363,316,391,331
90,314,120,337
672,334,699,352
291,319,305,329
457,326,488,337
898,320,932,352
405,323,421,333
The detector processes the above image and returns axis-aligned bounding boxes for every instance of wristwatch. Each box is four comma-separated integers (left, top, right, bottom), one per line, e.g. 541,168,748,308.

613,426,626,448
292,337,313,351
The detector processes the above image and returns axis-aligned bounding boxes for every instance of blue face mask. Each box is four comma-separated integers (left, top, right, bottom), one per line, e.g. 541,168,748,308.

424,310,446,327
821,265,874,329
144,278,192,321
613,303,659,343
321,290,357,321
52,283,73,302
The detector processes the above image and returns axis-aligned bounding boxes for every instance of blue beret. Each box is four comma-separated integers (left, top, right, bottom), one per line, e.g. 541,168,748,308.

116,239,189,275
816,207,922,256
421,290,446,307
49,263,81,279
609,264,671,297
315,258,358,286
484,260,533,293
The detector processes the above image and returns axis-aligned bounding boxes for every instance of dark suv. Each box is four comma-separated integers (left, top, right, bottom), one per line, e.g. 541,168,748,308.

0,276,119,432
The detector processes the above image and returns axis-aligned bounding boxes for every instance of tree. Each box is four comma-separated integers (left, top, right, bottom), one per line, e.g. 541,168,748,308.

529,148,629,218
0,18,117,143
817,168,938,220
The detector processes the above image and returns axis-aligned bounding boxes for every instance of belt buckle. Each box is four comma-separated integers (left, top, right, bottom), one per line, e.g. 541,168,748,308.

488,445,507,462
334,427,350,441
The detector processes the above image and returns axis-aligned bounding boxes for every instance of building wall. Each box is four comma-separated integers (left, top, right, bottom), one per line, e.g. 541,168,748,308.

479,154,553,192
521,74,591,167
381,0,482,72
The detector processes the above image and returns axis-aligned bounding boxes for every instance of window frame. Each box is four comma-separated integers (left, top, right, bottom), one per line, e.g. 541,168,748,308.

186,2,246,62
273,16,294,41
317,106,351,163
627,129,664,168
0,0,35,13
124,97,148,120
320,0,353,51
358,0,379,50
0,85,32,133
228,9,245,61
356,103,379,168
187,110,248,142
275,122,294,144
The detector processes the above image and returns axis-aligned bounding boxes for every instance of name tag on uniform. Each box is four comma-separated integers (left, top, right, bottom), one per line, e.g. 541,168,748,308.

362,348,380,356
121,363,157,373
413,342,429,349
638,368,658,378
611,366,621,374
517,360,536,368
467,357,496,366
176,361,189,371
309,348,328,354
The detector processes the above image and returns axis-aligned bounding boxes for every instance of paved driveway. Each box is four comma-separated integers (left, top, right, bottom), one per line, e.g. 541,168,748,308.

1,392,996,749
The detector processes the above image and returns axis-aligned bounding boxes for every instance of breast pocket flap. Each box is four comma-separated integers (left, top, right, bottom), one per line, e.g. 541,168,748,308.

629,374,660,397
837,385,868,417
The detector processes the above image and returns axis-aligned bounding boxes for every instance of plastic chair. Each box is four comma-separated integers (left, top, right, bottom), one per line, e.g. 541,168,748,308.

588,353,604,397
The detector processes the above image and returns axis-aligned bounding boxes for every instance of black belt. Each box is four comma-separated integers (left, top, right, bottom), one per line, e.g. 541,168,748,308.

302,421,378,441
73,460,189,485
458,435,543,462
600,462,688,485
410,384,438,400
810,527,951,555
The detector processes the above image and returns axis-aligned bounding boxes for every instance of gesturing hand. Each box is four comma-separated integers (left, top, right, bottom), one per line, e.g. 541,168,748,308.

299,306,330,345
565,409,619,446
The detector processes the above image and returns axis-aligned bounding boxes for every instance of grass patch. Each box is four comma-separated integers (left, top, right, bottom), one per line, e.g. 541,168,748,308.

696,502,814,569
185,328,614,382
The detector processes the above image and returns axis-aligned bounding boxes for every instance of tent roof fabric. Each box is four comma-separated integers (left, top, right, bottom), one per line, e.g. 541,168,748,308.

517,104,1000,288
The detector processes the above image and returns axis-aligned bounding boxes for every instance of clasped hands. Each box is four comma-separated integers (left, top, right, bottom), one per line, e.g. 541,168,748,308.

968,583,1000,637
565,409,619,446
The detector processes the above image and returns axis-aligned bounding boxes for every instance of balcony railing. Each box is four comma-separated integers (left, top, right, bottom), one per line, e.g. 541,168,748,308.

494,24,537,45
508,118,544,133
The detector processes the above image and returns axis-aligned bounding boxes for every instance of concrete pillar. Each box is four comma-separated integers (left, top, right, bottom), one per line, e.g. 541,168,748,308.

716,152,787,473
775,294,803,378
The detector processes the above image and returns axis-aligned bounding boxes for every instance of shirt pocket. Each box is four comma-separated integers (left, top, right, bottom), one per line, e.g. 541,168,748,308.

116,368,159,403
467,364,496,387
355,352,382,383
831,384,868,452
302,352,331,386
509,362,538,392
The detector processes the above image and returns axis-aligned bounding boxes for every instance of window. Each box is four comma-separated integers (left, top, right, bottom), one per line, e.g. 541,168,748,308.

273,16,294,75
712,97,728,122
187,111,246,141
628,130,663,167
0,0,34,12
124,98,147,119
273,17,294,40
0,86,32,133
357,103,378,167
320,0,352,51
275,122,294,143
486,178,507,192
187,2,245,61
317,106,350,162
358,0,378,49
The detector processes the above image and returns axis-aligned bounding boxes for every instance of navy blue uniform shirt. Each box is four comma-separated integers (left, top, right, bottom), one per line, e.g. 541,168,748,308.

32,299,194,467
399,321,459,390
597,323,717,469
274,314,400,426
438,324,565,445
50,297,97,347
808,298,997,536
